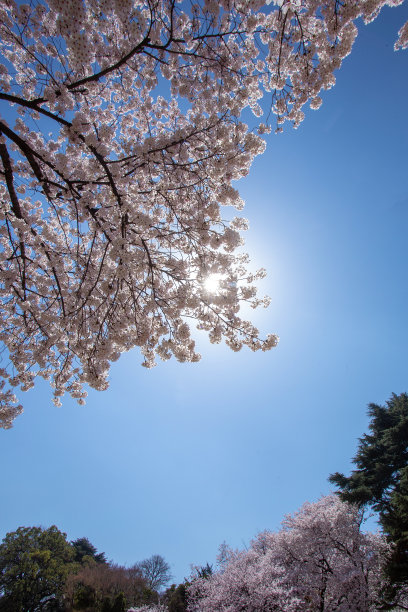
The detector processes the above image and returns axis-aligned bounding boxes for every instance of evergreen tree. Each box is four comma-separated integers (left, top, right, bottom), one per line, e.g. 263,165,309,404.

163,582,189,612
72,537,107,565
329,393,408,595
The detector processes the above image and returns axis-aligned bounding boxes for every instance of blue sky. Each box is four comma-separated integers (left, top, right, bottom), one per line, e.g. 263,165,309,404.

1,3,408,585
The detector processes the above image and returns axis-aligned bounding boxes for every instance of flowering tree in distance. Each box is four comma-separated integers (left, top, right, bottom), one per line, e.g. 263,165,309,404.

0,0,407,427
187,496,391,611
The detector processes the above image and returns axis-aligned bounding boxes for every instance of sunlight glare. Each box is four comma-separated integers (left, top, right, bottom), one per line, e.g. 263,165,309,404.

203,273,223,294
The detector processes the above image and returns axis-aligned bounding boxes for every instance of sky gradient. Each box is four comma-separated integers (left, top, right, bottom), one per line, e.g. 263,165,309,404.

1,3,408,586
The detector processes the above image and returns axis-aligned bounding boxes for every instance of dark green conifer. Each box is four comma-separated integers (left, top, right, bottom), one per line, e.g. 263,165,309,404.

329,393,408,597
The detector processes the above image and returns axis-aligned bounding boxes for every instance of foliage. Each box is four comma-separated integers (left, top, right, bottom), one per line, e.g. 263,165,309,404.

65,561,158,610
0,523,169,611
162,582,190,612
187,496,389,611
0,525,76,612
72,537,107,566
137,555,172,591
0,1,407,427
329,392,408,599
100,591,127,612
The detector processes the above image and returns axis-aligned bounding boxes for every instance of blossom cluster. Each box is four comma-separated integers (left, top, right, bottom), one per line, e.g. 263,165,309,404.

0,0,406,426
187,496,390,611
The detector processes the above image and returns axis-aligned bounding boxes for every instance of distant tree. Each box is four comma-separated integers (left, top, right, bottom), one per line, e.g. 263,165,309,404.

0,525,76,611
193,564,213,580
65,562,157,610
161,562,211,612
70,581,96,610
329,392,408,598
187,496,390,611
137,555,172,591
125,564,159,607
100,591,127,612
163,582,190,612
72,537,107,565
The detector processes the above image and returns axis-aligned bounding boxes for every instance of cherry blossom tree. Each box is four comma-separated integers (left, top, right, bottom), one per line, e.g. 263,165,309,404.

0,0,406,427
187,496,391,611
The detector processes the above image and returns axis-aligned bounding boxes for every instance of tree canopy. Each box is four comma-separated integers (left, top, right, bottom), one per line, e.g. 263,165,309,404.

64,561,158,611
187,496,389,611
0,0,407,428
72,537,107,565
137,555,172,591
0,525,76,611
329,392,408,595
0,526,168,611
3,496,408,612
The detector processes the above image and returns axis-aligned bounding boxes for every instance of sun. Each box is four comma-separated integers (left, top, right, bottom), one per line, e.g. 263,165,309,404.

203,273,223,294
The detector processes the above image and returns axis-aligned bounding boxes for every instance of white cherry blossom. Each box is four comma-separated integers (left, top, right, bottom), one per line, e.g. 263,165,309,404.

0,0,406,427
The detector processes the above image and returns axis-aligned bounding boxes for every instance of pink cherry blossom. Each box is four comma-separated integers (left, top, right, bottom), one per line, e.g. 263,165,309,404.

187,496,392,611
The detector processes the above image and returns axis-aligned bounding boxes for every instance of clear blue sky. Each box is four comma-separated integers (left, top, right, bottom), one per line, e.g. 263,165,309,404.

1,3,408,585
